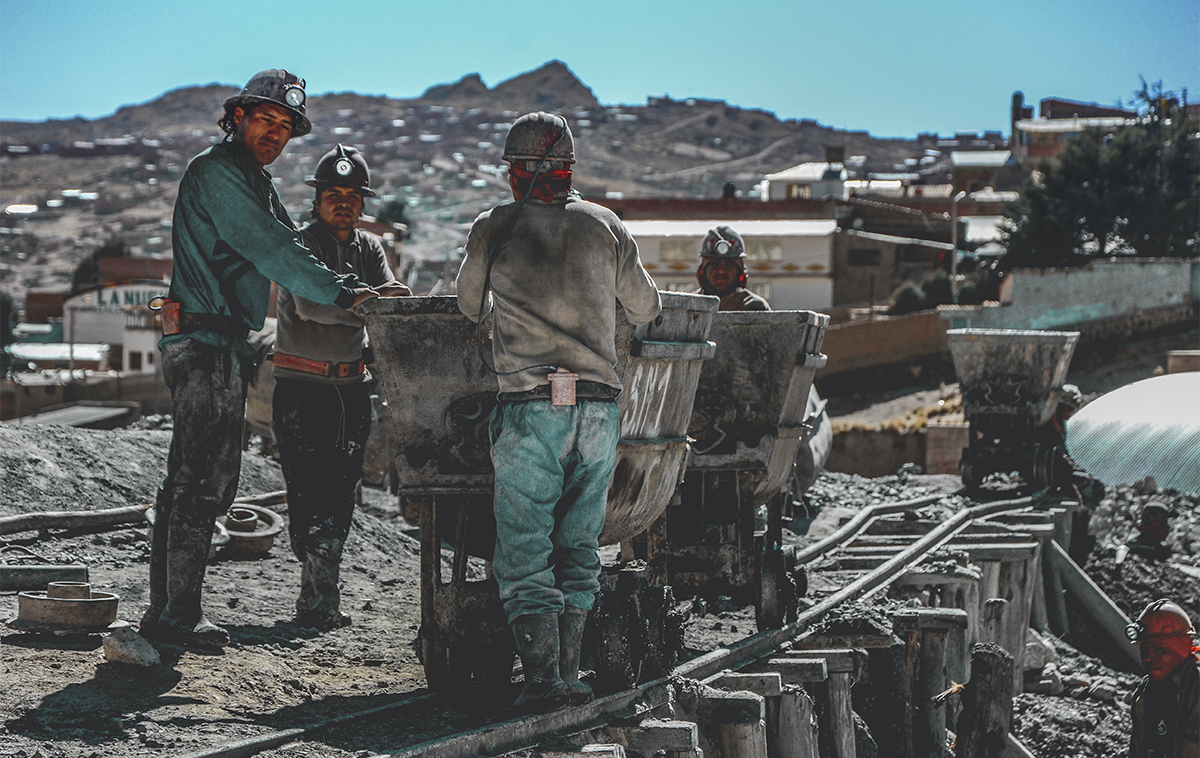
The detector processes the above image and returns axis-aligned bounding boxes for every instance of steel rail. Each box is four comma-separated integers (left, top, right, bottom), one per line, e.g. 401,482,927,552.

171,495,1033,758
791,493,946,565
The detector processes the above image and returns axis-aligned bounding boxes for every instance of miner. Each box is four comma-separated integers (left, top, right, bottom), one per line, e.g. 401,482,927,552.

456,112,661,713
695,225,769,311
273,145,409,632
1126,502,1174,562
141,70,377,648
1127,599,1199,757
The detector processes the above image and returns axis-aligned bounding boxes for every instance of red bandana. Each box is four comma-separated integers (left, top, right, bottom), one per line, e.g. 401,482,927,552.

508,164,572,202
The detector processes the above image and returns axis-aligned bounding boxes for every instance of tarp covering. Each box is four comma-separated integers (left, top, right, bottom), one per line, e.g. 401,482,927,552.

1067,373,1200,495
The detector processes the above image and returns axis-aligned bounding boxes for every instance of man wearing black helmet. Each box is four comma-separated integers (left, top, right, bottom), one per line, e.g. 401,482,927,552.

141,70,378,649
273,144,409,632
457,112,661,714
695,225,770,311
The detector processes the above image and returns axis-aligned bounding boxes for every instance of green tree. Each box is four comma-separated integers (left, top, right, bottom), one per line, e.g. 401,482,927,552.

1001,81,1198,269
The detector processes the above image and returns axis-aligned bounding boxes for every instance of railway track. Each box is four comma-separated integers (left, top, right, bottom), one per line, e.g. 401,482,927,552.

176,493,1044,758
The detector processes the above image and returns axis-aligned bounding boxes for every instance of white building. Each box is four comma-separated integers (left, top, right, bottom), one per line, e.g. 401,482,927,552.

762,162,848,201
63,281,169,372
624,219,838,310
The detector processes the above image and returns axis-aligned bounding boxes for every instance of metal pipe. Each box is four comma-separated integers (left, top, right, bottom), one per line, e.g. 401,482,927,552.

950,190,967,305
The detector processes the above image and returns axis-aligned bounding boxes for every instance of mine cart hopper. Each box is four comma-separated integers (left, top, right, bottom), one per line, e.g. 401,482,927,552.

359,293,717,691
947,328,1080,491
625,310,829,631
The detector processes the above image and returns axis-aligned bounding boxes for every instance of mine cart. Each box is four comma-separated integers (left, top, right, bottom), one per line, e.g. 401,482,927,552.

359,293,717,691
625,310,829,631
947,328,1080,491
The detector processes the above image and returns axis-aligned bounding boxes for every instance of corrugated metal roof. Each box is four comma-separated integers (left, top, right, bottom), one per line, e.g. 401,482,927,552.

623,219,838,237
1067,373,1200,495
765,162,847,182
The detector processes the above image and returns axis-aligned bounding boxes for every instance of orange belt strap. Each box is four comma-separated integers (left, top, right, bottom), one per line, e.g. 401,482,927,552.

271,352,364,378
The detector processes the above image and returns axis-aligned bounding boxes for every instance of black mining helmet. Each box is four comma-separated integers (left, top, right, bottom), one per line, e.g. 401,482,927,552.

223,69,311,137
306,144,375,197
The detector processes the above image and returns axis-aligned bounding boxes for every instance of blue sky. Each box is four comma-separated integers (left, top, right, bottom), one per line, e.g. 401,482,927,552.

1,0,1197,138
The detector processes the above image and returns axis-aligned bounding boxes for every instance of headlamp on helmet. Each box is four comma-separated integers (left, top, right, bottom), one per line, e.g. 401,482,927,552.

1126,598,1197,643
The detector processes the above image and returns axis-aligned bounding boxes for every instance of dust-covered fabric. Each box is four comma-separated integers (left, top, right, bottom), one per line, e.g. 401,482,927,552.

455,195,661,394
1130,659,1200,758
145,339,249,630
272,378,371,567
490,399,619,623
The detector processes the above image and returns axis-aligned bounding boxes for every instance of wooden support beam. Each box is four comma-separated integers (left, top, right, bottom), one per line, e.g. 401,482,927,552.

613,719,698,755
0,564,88,591
954,643,1014,758
698,689,769,758
774,686,819,758
762,657,829,685
790,633,895,650
707,671,783,698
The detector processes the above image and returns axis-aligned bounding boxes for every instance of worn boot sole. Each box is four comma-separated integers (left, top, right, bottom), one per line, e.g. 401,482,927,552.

140,620,229,649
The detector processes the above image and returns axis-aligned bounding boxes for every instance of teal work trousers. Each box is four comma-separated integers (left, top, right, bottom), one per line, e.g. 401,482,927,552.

490,399,620,624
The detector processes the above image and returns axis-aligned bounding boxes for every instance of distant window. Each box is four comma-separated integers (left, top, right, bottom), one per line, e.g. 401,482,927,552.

129,352,142,371
787,184,812,200
848,248,881,266
744,237,783,261
147,352,154,366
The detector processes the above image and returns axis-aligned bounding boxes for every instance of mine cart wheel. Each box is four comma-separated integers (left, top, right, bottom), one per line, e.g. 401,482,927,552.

590,581,645,690
959,459,977,491
756,547,798,631
639,584,682,680
418,631,451,690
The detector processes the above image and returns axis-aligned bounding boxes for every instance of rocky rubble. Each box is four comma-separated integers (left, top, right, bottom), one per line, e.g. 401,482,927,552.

1090,482,1200,566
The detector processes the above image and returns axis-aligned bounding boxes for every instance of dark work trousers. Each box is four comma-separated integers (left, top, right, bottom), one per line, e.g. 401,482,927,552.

144,339,249,631
272,377,371,616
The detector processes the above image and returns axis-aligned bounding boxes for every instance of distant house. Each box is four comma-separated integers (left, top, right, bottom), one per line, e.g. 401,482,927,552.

950,150,1018,194
1009,92,1138,167
763,161,848,202
62,281,170,372
623,219,838,309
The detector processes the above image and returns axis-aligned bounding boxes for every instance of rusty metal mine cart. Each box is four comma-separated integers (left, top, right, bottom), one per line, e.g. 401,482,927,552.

359,294,717,691
947,328,1080,491
625,310,829,631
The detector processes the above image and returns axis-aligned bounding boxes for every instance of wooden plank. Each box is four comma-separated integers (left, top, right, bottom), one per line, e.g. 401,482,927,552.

954,643,1013,758
1047,540,1141,669
790,633,895,650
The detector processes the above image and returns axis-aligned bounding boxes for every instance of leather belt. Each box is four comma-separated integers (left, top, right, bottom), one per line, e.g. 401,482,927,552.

272,351,365,378
498,381,619,404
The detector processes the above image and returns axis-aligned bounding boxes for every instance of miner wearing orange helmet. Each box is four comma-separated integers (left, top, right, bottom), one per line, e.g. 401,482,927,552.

1127,599,1200,757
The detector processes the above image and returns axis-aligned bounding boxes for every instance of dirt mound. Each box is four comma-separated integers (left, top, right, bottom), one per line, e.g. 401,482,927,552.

0,424,284,514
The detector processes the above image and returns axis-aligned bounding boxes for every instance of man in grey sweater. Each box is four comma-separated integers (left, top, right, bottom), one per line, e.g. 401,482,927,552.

456,113,661,714
273,144,408,631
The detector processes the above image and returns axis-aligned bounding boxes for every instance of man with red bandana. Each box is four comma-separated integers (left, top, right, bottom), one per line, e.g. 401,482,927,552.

457,112,661,714
695,225,769,311
1128,599,1200,757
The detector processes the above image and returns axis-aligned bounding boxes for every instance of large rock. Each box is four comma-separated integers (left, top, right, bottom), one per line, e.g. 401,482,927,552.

103,626,161,666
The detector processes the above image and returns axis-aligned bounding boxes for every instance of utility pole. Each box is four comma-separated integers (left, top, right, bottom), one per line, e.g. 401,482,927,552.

950,191,967,304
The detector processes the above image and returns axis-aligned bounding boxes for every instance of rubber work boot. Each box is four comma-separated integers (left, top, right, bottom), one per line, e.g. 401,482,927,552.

559,606,594,705
295,551,351,632
148,530,229,649
506,613,569,716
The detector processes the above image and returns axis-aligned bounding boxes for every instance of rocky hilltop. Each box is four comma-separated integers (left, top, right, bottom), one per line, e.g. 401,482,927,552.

0,60,923,302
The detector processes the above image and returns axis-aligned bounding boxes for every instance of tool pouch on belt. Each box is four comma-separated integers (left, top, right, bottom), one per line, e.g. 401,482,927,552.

149,297,182,335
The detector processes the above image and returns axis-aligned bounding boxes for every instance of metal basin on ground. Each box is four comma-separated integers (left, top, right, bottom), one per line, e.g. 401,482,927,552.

11,581,119,633
217,504,284,557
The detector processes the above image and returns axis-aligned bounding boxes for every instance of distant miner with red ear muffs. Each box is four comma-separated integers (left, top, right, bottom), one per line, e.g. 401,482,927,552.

456,112,661,715
141,69,379,650
272,144,410,633
695,225,770,311
1127,599,1200,758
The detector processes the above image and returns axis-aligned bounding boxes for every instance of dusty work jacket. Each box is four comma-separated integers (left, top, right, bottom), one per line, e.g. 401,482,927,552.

273,222,397,385
456,194,662,394
164,141,359,357
1131,659,1200,758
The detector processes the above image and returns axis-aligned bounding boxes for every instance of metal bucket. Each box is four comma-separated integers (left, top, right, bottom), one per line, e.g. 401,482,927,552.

358,292,718,549
947,329,1079,427
687,310,829,499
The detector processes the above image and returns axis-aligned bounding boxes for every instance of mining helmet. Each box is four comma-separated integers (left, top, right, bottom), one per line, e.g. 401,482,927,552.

502,112,575,165
223,69,311,137
1125,599,1196,642
1057,384,1083,410
305,144,375,197
700,226,747,259
1139,501,1171,524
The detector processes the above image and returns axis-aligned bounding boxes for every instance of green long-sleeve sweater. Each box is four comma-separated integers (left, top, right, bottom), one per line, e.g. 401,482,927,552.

163,141,359,356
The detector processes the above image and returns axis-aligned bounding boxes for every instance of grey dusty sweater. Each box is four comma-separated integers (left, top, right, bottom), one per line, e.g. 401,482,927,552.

273,221,398,385
456,194,662,394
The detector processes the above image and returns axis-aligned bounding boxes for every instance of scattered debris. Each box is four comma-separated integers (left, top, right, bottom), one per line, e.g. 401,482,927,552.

103,627,160,667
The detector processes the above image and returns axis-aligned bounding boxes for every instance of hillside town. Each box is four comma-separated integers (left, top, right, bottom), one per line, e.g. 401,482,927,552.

1,61,1198,758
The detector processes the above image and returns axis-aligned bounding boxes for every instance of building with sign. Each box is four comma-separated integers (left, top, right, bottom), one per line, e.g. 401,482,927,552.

62,281,169,372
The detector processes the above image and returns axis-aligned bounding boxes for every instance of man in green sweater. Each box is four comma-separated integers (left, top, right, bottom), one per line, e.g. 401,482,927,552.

141,69,376,649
